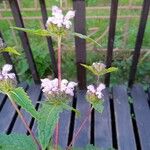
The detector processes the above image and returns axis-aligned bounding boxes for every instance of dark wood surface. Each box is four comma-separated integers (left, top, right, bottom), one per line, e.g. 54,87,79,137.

113,85,136,150
39,0,57,78
95,89,112,149
73,0,87,90
131,84,150,150
8,0,40,84
104,0,118,87
0,83,150,150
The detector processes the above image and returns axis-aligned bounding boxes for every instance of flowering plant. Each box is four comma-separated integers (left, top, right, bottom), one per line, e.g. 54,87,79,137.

0,5,117,150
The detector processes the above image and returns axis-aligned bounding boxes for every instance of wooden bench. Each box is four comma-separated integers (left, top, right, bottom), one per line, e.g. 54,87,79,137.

0,0,150,149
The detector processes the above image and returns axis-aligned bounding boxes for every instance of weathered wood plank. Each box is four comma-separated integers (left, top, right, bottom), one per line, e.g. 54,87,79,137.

0,83,28,133
11,84,41,133
0,94,7,112
113,85,136,150
95,89,112,149
131,84,150,150
59,109,72,149
71,90,90,148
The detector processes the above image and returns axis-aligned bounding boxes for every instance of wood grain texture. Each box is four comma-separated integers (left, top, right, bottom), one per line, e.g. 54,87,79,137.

72,90,90,148
113,85,136,150
131,84,150,150
95,88,112,149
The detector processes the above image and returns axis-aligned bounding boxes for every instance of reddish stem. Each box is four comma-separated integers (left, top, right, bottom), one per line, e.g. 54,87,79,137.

67,107,93,149
10,98,42,150
54,36,62,150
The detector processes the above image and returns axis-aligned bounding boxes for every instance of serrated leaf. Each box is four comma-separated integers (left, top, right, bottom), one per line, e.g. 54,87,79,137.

72,32,101,47
8,87,39,119
0,134,36,150
0,47,20,55
81,64,118,76
92,100,104,113
60,102,80,117
38,103,63,150
11,27,53,37
81,64,99,76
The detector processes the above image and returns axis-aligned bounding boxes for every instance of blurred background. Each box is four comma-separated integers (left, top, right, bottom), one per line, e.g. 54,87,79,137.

0,0,150,86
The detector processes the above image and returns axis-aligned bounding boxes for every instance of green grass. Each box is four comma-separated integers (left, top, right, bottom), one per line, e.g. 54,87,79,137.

0,0,150,86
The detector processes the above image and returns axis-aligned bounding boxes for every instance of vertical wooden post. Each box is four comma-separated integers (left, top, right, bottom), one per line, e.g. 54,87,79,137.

8,0,40,83
104,0,118,87
128,0,150,87
39,0,58,78
73,0,86,90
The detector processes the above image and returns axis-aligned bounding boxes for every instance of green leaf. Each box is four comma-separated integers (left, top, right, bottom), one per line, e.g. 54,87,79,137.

0,47,20,55
85,144,99,150
61,102,80,117
37,103,63,150
72,32,101,47
81,64,99,76
92,100,104,113
0,134,36,150
8,87,39,119
11,27,53,37
81,64,118,76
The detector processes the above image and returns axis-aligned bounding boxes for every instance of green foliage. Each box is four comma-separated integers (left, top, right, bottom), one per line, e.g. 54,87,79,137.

71,32,101,47
8,87,39,119
11,27,53,37
0,134,36,150
92,100,104,113
0,47,20,55
37,102,63,150
81,64,118,76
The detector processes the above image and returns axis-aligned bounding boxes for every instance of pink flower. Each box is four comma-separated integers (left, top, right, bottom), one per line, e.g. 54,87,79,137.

46,6,75,29
64,11,75,20
0,64,16,80
87,85,95,93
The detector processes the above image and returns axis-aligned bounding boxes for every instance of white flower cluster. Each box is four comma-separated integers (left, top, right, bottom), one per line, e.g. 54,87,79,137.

87,83,105,99
46,6,75,29
92,62,106,72
0,64,16,80
41,78,77,97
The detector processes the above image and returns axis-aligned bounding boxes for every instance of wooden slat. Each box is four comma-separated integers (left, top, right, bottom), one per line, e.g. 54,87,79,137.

131,84,150,150
71,90,90,147
104,0,118,87
11,84,41,133
8,0,40,83
95,89,112,149
39,0,57,78
0,31,19,82
128,0,150,87
0,82,28,133
73,0,86,90
0,94,7,112
59,110,72,149
113,85,136,150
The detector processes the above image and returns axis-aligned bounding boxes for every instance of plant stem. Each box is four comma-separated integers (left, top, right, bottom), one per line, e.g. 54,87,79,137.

67,107,93,149
54,35,62,150
57,36,62,89
9,97,42,150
